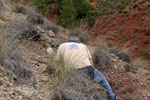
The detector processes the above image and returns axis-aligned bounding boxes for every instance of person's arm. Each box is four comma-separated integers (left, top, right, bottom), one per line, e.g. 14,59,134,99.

55,44,63,62
86,45,95,68
89,58,95,68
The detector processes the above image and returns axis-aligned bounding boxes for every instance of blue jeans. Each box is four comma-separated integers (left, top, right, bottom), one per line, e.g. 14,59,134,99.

87,66,115,100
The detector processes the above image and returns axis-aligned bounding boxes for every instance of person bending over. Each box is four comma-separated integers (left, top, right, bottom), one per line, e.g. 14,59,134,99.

56,36,115,100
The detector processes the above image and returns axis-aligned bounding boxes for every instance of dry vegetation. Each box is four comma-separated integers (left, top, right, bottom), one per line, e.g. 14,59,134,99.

132,58,150,70
0,22,36,85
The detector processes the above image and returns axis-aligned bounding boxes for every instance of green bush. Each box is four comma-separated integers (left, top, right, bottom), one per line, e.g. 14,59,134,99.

123,9,128,14
60,0,77,28
87,9,102,16
54,0,97,28
54,0,63,9
132,3,139,8
117,2,126,10
97,0,131,14
31,0,49,16
87,16,96,27
103,6,113,14
76,0,93,18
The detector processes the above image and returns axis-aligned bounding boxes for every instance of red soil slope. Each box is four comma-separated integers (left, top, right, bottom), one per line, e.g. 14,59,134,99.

90,0,97,7
90,3,150,58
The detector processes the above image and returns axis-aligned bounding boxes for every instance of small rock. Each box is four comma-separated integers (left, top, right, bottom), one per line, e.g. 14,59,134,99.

48,30,55,37
37,26,45,33
111,58,118,62
47,47,54,54
145,96,148,100
140,82,144,86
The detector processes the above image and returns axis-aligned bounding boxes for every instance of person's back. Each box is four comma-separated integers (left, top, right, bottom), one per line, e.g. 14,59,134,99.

55,36,116,100
56,42,92,69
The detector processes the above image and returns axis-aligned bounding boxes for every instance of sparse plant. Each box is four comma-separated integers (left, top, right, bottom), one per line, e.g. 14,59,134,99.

139,0,146,4
119,26,124,33
43,20,59,33
70,29,91,44
123,9,128,14
110,47,131,63
117,50,131,63
117,2,126,10
26,13,44,24
93,45,112,69
132,2,139,9
51,67,107,100
132,58,150,69
14,4,26,14
31,0,49,16
55,58,74,82
141,50,150,60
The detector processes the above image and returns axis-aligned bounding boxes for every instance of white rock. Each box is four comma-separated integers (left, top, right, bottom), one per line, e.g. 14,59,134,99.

47,47,54,54
48,30,55,37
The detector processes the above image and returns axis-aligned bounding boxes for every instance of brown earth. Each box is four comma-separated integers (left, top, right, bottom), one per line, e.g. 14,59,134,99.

90,1,150,100
90,2,150,59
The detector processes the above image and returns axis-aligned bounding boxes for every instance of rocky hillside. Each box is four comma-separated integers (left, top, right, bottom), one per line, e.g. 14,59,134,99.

0,0,150,100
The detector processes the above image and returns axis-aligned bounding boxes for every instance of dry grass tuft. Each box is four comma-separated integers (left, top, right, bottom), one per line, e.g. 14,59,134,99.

51,68,107,100
45,52,107,100
93,47,113,70
26,13,44,24
14,4,26,14
110,47,131,63
70,29,91,44
132,58,150,70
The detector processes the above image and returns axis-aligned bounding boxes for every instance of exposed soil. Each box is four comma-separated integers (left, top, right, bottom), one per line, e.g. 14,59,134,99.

90,2,150,59
90,0,97,7
90,2,150,99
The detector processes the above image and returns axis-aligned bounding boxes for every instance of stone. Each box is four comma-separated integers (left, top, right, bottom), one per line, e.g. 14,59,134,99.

48,30,55,37
47,47,54,54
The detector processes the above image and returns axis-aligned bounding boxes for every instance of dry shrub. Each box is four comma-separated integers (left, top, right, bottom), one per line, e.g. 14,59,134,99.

132,58,150,70
110,48,131,63
93,50,112,69
43,20,59,34
14,4,26,14
93,43,113,69
47,55,107,100
70,29,91,44
7,21,41,41
26,13,44,24
51,68,107,100
0,23,36,85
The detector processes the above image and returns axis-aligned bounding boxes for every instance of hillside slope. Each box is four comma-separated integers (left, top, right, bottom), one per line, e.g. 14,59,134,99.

90,1,150,59
0,0,150,100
